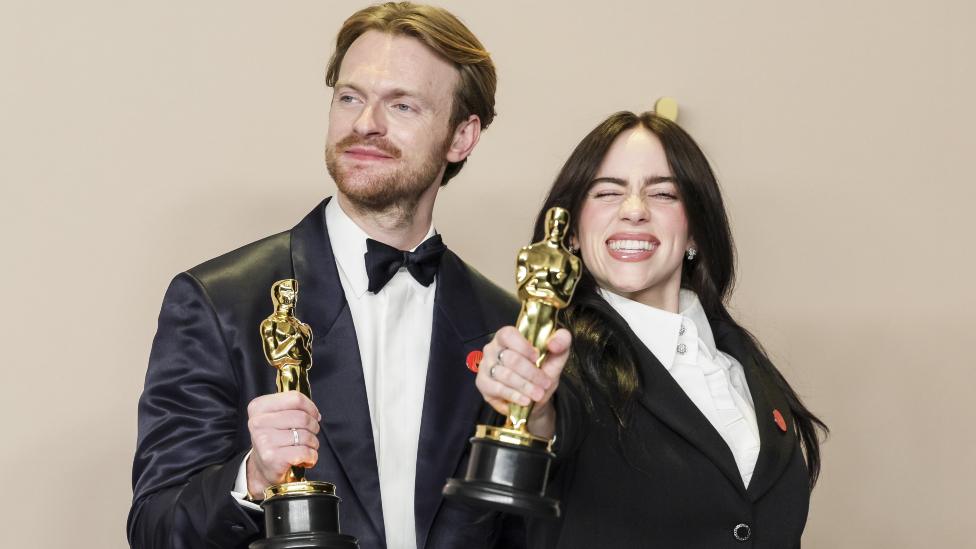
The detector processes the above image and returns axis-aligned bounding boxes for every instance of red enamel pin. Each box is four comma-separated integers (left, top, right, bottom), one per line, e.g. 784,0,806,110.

466,350,483,373
773,409,788,432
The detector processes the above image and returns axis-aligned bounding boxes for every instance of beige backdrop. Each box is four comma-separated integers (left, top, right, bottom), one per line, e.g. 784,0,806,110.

2,0,974,547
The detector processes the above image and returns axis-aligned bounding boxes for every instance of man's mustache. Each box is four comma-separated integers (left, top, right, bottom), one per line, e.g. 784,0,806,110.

335,135,402,159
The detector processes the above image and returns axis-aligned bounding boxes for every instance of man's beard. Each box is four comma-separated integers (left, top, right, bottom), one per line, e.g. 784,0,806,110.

325,133,449,215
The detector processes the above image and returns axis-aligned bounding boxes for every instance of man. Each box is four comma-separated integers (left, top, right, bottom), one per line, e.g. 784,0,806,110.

128,3,539,548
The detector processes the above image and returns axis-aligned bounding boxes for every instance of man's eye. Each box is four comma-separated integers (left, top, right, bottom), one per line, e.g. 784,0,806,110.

338,95,355,103
393,103,412,113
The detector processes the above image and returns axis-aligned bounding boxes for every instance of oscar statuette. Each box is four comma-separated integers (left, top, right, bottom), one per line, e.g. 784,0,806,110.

249,279,358,549
443,207,581,518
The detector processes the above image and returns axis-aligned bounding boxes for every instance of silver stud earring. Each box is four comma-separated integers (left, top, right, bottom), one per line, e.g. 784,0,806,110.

568,243,579,254
686,246,697,260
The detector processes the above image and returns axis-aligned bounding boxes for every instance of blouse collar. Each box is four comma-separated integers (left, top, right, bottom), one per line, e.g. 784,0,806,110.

598,287,718,370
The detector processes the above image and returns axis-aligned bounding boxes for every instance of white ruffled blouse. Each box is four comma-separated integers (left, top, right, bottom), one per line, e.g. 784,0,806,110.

599,288,762,487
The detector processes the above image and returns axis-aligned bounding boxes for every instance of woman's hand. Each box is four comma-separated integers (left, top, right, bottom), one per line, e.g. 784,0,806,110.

475,326,572,439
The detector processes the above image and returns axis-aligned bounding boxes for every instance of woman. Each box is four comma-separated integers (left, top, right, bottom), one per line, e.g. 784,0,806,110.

476,111,827,548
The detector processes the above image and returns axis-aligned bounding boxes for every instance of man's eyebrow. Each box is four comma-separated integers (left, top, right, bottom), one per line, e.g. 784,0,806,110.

332,82,424,102
332,81,362,93
387,87,421,99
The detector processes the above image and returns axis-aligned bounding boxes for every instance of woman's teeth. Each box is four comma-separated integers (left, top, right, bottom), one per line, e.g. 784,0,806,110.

608,240,656,251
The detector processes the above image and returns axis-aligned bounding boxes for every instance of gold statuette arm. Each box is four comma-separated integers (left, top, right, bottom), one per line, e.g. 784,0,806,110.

515,250,530,287
561,255,582,296
261,326,300,362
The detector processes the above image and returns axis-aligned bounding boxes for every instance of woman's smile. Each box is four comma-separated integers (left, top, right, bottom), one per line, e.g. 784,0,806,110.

606,232,659,261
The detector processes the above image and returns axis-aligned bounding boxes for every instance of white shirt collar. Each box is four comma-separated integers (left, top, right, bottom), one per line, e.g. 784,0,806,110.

598,287,719,369
324,197,436,298
680,290,717,354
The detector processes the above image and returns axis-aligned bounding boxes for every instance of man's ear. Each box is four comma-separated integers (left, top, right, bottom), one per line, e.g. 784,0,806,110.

445,114,481,163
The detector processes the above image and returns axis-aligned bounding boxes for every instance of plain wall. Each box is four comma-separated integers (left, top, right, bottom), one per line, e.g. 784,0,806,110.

2,1,974,546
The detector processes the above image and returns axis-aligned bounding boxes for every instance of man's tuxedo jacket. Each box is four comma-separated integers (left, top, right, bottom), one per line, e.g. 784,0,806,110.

128,198,521,549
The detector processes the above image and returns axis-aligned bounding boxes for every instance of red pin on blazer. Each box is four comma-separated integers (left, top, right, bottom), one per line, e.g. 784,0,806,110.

466,350,483,373
773,409,788,432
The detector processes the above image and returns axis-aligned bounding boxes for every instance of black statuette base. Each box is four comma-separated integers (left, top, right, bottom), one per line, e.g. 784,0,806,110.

443,436,559,519
249,532,359,549
249,493,358,549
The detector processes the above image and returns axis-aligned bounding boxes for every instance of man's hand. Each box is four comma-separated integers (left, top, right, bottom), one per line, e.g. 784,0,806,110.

475,326,572,439
245,391,321,499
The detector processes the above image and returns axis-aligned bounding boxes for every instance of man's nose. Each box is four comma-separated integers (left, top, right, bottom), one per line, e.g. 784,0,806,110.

353,103,386,137
619,194,649,223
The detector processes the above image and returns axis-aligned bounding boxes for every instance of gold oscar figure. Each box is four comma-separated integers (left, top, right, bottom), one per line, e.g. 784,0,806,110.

250,279,358,549
261,279,327,492
492,206,581,442
443,207,581,518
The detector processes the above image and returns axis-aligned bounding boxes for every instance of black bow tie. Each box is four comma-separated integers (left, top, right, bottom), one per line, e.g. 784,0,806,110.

364,234,447,293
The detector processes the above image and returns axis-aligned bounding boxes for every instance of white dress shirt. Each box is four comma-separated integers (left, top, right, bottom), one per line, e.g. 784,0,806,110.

599,288,762,487
233,198,435,549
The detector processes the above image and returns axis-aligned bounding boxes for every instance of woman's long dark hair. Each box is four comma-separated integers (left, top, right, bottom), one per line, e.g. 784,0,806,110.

534,111,828,488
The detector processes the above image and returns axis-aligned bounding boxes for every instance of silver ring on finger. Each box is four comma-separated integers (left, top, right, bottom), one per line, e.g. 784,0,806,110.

497,348,506,365
489,365,498,379
291,427,300,446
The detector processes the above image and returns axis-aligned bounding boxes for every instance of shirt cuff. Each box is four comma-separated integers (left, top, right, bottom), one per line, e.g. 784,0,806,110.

230,449,262,511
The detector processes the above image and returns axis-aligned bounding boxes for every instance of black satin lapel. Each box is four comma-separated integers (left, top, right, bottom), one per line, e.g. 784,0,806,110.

291,198,347,337
588,298,748,496
313,307,385,539
712,323,797,502
635,350,749,496
414,252,493,548
290,198,385,540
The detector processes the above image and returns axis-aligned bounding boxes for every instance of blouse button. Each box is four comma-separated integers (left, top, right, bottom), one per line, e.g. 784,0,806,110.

679,324,686,335
676,343,687,354
733,523,751,541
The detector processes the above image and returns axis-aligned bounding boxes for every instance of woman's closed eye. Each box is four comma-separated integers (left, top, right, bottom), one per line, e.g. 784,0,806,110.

648,191,678,200
590,187,626,201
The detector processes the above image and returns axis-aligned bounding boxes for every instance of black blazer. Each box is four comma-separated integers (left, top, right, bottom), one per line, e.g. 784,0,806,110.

128,198,522,549
530,297,810,549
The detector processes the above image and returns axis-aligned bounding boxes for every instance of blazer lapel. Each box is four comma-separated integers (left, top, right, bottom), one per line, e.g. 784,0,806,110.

290,198,385,540
712,322,797,502
414,251,498,549
586,297,749,496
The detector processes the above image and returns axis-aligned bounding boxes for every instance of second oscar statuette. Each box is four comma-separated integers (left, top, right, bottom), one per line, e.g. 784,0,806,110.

443,207,581,518
249,279,358,549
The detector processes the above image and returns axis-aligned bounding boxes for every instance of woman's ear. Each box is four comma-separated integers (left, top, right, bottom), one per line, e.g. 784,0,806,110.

569,235,580,253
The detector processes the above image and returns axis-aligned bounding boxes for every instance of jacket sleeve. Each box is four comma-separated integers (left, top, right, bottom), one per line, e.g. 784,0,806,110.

490,512,527,548
127,273,263,548
552,374,588,464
